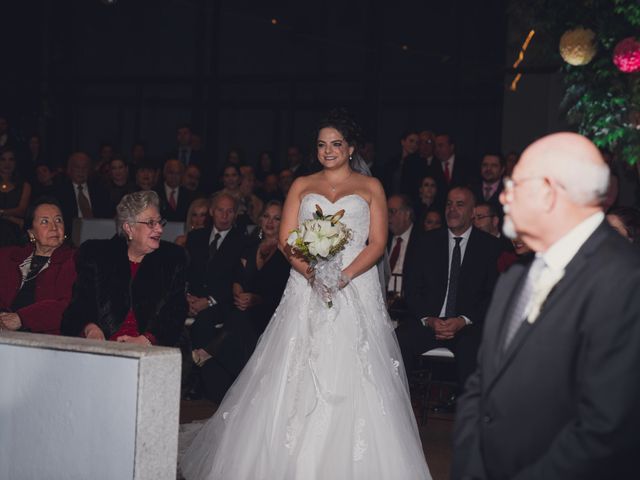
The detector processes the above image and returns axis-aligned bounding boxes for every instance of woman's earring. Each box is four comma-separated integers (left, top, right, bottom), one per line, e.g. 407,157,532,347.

63,234,68,240
258,228,263,240
29,234,36,244
349,155,353,161
128,236,133,241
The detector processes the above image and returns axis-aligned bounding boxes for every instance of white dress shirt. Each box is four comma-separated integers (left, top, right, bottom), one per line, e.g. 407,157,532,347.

73,182,92,218
438,226,472,322
387,224,413,294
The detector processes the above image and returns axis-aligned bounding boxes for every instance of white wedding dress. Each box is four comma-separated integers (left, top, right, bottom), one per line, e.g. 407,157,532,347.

180,193,431,480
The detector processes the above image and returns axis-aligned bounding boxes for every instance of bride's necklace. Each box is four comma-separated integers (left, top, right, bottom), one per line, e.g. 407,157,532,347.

324,170,352,192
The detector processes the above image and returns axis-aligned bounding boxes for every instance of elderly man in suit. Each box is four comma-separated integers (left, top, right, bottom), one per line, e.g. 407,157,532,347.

386,194,420,298
185,191,246,349
56,151,112,224
398,186,501,397
452,132,640,479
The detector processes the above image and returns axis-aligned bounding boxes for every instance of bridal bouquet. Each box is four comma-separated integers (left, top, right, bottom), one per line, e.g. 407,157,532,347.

287,204,352,307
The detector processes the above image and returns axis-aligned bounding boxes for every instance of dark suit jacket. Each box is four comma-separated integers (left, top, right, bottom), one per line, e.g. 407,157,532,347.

185,225,246,312
387,224,422,284
0,243,76,334
404,227,501,326
471,180,505,219
61,236,188,346
155,185,193,223
433,156,477,192
452,222,640,480
55,178,113,223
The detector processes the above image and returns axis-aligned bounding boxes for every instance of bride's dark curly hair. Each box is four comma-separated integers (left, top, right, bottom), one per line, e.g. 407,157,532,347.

315,108,365,149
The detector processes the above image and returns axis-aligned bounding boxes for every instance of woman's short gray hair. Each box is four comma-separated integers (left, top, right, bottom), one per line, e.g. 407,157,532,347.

116,190,160,236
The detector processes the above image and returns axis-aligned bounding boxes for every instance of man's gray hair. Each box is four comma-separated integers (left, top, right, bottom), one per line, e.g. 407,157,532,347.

210,190,239,213
116,190,160,236
552,156,610,206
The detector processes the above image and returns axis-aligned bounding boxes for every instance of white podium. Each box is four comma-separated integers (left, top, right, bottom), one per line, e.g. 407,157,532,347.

0,331,182,480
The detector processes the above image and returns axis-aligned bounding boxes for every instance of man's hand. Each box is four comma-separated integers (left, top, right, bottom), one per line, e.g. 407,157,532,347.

233,292,260,311
0,312,22,331
187,293,210,316
426,316,466,340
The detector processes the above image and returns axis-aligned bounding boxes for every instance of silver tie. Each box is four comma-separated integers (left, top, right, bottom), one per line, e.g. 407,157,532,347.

503,256,546,348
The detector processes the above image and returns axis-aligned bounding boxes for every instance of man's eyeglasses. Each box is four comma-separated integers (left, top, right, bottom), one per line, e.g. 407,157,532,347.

503,176,566,192
503,176,545,192
135,218,167,228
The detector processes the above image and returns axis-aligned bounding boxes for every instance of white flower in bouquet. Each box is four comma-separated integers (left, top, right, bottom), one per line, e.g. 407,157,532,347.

287,204,353,308
287,205,352,264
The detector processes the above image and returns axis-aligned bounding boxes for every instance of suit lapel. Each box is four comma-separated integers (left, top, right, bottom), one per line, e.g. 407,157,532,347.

486,223,609,392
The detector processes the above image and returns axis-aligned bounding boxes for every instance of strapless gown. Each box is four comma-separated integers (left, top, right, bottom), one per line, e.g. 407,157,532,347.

180,193,431,480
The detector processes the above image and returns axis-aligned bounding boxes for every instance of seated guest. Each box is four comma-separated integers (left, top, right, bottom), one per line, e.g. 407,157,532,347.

607,206,640,245
105,156,136,214
497,236,534,273
0,147,32,245
175,197,210,246
386,194,420,302
422,208,443,232
471,153,505,220
134,160,159,191
61,191,188,346
415,174,444,221
56,151,111,226
32,162,62,199
257,172,283,202
255,150,276,184
473,202,513,252
398,187,501,407
156,158,193,222
191,201,289,403
185,191,246,350
238,165,263,226
181,164,204,197
0,197,75,334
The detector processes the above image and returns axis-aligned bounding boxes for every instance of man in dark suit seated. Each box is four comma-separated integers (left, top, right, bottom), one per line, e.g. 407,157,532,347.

473,202,514,253
185,191,246,348
471,152,505,220
184,191,247,400
155,158,193,223
55,151,112,227
397,186,501,405
452,132,640,480
386,194,421,312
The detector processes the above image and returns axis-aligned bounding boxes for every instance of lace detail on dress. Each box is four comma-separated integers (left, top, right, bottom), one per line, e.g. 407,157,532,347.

353,418,368,461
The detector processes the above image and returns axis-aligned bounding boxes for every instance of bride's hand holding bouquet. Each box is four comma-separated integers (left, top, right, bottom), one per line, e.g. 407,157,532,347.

286,204,352,307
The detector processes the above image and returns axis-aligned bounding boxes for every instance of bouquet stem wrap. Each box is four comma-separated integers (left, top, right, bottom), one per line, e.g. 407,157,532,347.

313,253,343,308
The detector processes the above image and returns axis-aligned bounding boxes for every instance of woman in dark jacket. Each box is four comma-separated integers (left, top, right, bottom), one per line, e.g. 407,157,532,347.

61,190,188,346
0,197,75,334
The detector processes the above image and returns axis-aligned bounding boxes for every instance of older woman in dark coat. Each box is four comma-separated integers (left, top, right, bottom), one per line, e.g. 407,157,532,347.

61,190,188,346
0,196,75,334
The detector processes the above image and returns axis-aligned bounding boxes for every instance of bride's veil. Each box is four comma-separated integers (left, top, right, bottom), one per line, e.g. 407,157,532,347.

350,152,391,299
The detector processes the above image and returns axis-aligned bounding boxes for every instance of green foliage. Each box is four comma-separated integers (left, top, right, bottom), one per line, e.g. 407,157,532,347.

512,0,640,164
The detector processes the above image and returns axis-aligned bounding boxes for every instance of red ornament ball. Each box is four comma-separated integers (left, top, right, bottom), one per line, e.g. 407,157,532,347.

613,37,640,73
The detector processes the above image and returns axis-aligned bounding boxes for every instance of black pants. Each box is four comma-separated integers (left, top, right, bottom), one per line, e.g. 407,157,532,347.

395,319,481,390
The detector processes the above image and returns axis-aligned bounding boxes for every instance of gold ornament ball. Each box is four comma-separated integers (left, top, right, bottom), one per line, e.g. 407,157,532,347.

559,27,597,66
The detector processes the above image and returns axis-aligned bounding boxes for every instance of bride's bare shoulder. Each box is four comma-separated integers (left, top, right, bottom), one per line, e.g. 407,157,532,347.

352,174,384,203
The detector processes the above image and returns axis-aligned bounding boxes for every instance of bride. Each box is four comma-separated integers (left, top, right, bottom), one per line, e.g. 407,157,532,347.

180,110,431,480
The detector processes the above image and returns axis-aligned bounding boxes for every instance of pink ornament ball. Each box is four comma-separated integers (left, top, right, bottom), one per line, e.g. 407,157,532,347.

613,37,640,73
